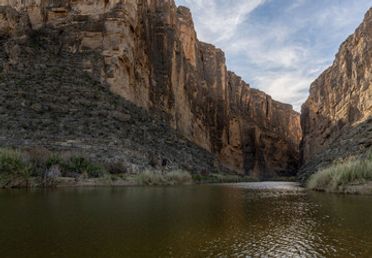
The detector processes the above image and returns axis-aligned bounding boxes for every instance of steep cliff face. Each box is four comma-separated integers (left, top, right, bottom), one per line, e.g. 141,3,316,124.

0,0,301,177
300,8,372,179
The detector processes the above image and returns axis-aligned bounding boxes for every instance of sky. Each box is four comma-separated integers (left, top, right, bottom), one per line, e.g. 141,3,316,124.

174,0,371,111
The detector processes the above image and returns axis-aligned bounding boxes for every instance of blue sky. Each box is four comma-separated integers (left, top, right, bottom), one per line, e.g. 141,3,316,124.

174,0,371,111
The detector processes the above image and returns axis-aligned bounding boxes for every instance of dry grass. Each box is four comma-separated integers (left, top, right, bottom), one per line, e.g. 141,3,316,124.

136,169,192,186
0,149,31,188
307,152,372,193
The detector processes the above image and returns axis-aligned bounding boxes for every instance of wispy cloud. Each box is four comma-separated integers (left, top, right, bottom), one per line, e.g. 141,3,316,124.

176,0,371,111
255,73,312,109
179,0,266,42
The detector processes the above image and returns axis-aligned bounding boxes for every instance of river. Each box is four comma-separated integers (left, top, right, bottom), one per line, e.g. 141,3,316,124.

1,182,371,257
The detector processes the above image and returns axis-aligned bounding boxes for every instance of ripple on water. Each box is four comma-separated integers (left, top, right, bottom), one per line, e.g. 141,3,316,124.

1,183,372,257
198,182,372,257
230,181,305,191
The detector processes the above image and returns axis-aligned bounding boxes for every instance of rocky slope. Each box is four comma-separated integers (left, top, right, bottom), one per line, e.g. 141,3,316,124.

0,36,226,175
0,0,301,177
300,8,372,180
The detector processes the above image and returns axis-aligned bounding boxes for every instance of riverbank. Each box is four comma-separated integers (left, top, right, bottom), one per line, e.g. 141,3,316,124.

0,173,261,188
0,148,260,188
17,173,262,188
307,152,372,194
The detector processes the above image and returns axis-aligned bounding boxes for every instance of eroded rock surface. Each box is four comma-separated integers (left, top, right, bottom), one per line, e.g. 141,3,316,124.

300,8,372,180
0,0,301,177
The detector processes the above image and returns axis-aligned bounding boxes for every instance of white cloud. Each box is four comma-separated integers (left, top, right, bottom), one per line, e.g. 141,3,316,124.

285,0,306,12
254,73,313,111
180,0,266,42
230,39,307,69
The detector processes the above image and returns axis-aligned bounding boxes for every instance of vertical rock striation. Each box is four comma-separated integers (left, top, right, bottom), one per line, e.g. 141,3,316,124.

0,0,302,177
300,8,372,179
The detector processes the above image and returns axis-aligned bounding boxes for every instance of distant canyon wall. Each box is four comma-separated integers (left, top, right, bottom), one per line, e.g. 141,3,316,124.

300,8,372,178
0,0,302,177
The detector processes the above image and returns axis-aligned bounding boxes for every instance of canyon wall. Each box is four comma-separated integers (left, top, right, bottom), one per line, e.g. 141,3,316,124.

0,0,301,177
300,8,372,179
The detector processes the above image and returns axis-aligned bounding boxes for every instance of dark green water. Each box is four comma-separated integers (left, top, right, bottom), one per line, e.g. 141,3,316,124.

1,182,372,257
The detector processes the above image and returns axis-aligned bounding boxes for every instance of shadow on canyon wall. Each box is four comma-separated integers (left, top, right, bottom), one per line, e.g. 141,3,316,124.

0,31,227,175
299,115,372,182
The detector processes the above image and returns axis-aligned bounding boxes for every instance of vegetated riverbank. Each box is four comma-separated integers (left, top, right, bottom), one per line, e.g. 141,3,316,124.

307,152,372,194
0,148,258,188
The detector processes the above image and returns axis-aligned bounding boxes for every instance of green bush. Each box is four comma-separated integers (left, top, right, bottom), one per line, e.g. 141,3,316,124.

86,163,106,178
64,156,106,178
0,149,31,188
192,174,203,182
46,154,64,169
0,148,113,187
307,154,372,192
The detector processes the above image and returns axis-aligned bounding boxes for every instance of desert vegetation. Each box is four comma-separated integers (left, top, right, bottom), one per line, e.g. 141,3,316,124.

0,149,32,188
0,148,109,188
0,148,260,188
2,148,245,188
307,152,372,193
136,169,193,186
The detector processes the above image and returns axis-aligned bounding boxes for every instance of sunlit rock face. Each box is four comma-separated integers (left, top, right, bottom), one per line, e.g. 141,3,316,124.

0,0,302,177
300,8,372,179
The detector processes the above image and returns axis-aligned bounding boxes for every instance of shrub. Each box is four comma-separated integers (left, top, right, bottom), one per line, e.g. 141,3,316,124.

64,156,106,178
192,174,203,182
0,149,111,187
136,169,192,186
86,163,106,178
45,154,64,169
307,154,372,192
106,161,128,175
137,170,164,185
163,170,193,185
0,149,31,188
64,156,89,174
26,148,51,177
42,165,62,187
367,151,372,161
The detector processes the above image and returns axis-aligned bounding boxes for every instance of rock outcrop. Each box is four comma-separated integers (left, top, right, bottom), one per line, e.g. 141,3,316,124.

0,0,301,177
300,8,372,179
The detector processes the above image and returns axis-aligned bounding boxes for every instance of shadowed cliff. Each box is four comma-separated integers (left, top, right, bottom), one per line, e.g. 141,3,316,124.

0,0,301,177
300,8,372,180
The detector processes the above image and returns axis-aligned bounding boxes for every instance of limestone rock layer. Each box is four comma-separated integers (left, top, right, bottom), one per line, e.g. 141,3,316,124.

0,0,301,177
300,8,372,179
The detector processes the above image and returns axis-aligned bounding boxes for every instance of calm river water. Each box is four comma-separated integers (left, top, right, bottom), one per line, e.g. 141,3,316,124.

1,182,372,257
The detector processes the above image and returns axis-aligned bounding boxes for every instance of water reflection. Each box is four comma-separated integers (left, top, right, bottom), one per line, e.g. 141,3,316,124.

0,184,371,257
